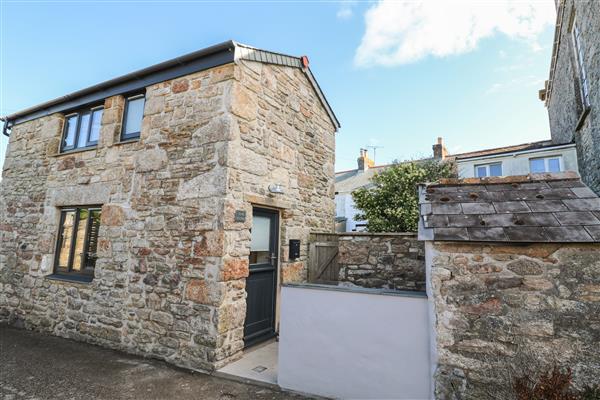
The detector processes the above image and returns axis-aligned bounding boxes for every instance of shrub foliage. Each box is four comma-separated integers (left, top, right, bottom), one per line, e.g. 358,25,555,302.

351,160,455,232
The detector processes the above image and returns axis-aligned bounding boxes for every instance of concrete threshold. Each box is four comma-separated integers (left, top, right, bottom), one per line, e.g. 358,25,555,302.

216,340,279,388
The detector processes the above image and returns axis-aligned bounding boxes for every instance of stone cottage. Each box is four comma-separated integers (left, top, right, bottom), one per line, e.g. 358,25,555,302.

418,172,600,399
540,0,599,194
0,41,339,371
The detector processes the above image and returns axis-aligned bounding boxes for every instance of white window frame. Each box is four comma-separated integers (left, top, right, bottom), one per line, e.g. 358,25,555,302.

474,162,502,178
529,156,563,174
570,18,590,108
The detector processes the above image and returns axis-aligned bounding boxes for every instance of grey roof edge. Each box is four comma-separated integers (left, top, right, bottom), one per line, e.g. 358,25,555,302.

452,141,576,161
234,42,340,130
3,40,340,131
3,40,237,127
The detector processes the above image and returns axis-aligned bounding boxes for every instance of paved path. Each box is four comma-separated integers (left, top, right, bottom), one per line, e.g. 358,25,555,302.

0,325,308,400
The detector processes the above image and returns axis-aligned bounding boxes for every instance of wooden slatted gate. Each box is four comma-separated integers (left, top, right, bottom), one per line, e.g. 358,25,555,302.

308,233,339,284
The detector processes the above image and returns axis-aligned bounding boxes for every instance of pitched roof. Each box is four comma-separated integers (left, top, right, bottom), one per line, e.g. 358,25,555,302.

449,140,571,160
335,164,393,194
418,172,600,243
2,40,339,132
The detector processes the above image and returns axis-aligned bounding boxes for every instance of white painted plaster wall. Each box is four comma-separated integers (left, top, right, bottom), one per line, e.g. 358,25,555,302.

335,193,366,232
457,145,578,178
278,285,431,399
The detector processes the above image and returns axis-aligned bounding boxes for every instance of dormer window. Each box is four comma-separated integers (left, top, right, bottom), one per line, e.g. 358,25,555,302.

61,105,104,152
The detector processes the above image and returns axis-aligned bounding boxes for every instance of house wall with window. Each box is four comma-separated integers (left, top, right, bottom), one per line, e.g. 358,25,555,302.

543,0,600,194
0,46,337,371
456,144,579,179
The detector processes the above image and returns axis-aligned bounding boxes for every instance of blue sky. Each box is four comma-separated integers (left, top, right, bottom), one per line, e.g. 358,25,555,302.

0,1,556,172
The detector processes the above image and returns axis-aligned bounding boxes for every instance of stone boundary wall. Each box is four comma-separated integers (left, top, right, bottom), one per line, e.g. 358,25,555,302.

337,233,425,292
427,242,600,399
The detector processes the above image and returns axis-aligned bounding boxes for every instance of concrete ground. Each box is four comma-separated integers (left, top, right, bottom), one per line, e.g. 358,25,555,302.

0,325,308,400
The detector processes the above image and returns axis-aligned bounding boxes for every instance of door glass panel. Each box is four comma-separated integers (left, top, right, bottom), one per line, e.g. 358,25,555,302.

250,215,271,264
489,164,502,177
57,211,75,268
548,158,561,172
63,115,78,149
71,209,89,271
88,109,103,144
530,158,545,173
77,112,91,148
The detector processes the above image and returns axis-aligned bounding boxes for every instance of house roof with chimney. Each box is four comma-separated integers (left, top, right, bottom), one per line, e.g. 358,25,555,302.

418,172,600,243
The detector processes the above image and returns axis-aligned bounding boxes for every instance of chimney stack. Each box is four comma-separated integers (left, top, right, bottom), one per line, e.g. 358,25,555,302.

357,148,374,171
432,137,448,160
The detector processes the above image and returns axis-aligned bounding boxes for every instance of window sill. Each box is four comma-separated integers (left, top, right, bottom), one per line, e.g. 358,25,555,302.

46,274,93,284
113,138,140,146
52,146,98,157
575,107,591,131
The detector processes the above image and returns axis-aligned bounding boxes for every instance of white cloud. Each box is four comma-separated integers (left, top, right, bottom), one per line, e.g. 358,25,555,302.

337,1,357,20
355,0,556,67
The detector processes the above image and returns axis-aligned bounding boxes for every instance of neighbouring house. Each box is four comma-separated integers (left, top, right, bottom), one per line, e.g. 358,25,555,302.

335,149,382,232
335,137,579,232
418,172,600,398
451,139,579,179
0,40,339,372
540,0,599,194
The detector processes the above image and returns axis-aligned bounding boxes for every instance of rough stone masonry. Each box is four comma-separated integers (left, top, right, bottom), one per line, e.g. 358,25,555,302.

419,174,600,399
0,42,337,371
337,233,425,291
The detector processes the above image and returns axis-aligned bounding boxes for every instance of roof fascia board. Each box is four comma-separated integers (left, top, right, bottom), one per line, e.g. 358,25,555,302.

454,143,576,162
5,41,236,127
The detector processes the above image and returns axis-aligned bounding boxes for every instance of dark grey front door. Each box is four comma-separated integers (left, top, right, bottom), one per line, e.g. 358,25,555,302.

244,207,279,347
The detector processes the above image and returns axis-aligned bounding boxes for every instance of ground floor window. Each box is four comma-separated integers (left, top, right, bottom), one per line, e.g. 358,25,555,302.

54,206,102,281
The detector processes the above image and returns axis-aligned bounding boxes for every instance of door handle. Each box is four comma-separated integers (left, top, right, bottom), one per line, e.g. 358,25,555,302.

270,253,278,264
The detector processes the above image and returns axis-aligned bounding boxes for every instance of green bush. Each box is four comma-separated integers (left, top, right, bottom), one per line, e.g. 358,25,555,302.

352,160,455,232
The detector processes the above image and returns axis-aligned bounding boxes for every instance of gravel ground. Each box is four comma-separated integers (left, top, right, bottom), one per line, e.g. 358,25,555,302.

0,325,309,400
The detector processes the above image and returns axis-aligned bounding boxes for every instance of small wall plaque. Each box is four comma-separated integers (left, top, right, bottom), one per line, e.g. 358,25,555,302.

234,210,246,223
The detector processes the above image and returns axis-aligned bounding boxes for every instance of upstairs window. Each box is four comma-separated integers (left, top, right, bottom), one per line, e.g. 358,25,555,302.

530,156,562,174
54,206,102,281
475,162,502,178
571,20,590,108
61,106,104,152
121,94,145,141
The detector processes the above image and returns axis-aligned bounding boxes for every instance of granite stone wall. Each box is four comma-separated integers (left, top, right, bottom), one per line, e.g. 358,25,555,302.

0,60,336,371
427,241,600,399
338,233,425,291
546,0,600,194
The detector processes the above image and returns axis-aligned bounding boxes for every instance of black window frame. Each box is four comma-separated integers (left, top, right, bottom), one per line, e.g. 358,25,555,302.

60,105,104,153
52,206,102,282
120,93,145,141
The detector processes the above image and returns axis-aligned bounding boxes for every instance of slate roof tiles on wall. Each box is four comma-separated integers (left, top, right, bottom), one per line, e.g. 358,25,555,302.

418,172,600,243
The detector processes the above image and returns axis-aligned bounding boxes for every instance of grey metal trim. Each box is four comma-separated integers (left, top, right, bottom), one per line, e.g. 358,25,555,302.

282,282,428,298
234,42,340,130
5,41,236,127
4,40,340,134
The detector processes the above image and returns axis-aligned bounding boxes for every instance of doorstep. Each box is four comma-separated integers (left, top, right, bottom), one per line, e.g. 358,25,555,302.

215,340,279,389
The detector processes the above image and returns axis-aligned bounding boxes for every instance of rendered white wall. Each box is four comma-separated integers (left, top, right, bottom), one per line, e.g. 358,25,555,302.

278,285,431,399
457,145,579,178
335,193,366,232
